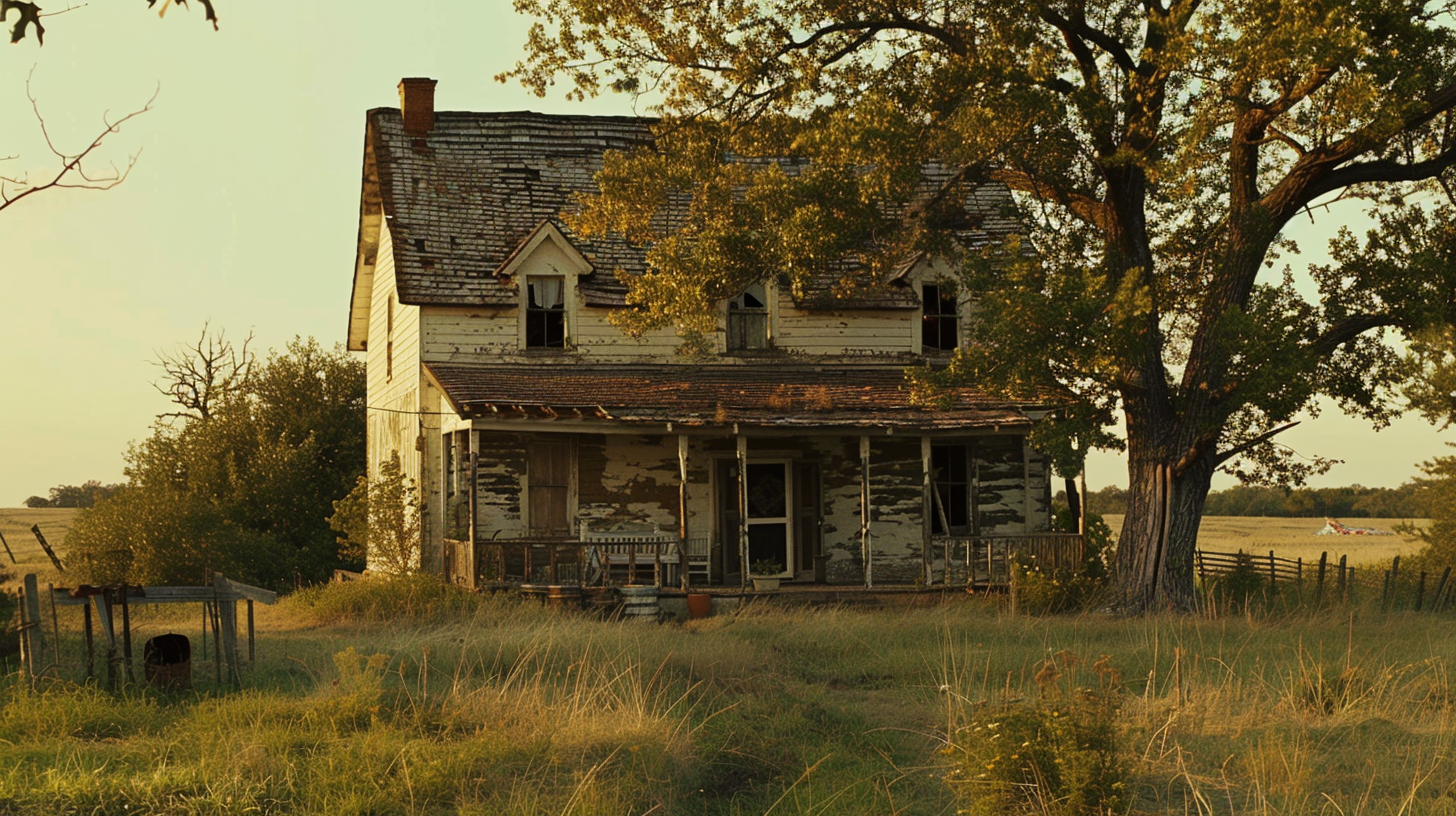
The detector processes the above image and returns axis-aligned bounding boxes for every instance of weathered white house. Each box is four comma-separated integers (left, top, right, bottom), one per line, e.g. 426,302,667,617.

347,79,1074,590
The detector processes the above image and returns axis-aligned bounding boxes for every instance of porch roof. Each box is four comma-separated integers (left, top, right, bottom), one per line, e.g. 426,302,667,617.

426,362,1043,430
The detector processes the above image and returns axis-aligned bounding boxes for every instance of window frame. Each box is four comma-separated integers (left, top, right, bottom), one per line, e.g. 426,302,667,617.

921,282,959,353
524,275,568,350
726,282,771,352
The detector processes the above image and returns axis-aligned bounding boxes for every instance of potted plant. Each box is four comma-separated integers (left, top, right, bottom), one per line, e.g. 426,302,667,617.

750,559,784,592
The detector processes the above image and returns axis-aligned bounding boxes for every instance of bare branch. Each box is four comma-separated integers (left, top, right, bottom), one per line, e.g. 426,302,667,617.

0,68,156,214
152,323,255,422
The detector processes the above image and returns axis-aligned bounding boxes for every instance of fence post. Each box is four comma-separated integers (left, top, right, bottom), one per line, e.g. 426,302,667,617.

1339,555,1349,602
20,574,42,680
1316,552,1328,606
1269,550,1277,585
1435,567,1453,613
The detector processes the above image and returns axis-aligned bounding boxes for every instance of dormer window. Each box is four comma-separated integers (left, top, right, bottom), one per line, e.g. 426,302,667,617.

526,276,566,348
921,283,958,352
727,283,770,351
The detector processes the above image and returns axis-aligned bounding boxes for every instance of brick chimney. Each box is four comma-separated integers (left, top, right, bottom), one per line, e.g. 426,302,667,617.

399,78,438,136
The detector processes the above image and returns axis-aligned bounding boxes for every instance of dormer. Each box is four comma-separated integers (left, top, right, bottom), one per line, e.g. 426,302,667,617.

495,221,593,351
902,256,967,355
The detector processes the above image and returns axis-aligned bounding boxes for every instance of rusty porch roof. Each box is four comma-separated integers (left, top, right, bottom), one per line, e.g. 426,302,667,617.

425,362,1042,430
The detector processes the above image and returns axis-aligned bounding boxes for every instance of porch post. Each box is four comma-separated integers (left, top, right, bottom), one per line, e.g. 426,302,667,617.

678,434,690,592
860,435,872,589
1022,435,1032,532
467,428,479,590
736,432,749,592
921,436,933,586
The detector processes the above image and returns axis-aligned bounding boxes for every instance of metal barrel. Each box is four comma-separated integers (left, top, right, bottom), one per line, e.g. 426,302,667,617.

618,585,659,621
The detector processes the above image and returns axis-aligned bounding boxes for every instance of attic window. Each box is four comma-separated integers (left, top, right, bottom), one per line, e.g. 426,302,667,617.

727,283,769,351
526,276,566,348
414,238,426,253
922,283,958,352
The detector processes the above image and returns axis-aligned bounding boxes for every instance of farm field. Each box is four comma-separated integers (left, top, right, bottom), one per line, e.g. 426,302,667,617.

1104,514,1427,566
0,507,77,588
5,582,1456,815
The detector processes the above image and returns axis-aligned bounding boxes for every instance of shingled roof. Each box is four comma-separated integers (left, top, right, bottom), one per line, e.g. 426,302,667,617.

353,107,1026,324
425,362,1042,431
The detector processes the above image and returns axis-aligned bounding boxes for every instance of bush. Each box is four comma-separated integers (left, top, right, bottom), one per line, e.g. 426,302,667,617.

1012,562,1106,615
1202,550,1268,613
946,652,1125,815
283,573,482,624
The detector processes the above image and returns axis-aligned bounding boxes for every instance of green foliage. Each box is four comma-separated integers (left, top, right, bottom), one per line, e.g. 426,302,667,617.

21,480,123,509
505,0,1456,610
946,653,1125,815
1202,550,1269,613
283,573,482,625
1072,483,1430,518
1012,561,1107,615
66,335,365,588
1400,450,1456,571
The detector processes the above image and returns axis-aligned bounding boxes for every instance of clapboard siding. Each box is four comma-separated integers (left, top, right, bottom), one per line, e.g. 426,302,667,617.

776,309,914,355
366,226,424,488
419,303,921,362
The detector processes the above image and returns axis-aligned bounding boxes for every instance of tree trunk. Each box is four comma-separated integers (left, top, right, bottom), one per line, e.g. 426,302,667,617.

1113,424,1216,613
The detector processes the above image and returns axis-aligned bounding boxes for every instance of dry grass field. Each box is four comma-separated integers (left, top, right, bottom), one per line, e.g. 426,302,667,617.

0,507,77,587
1104,514,1428,566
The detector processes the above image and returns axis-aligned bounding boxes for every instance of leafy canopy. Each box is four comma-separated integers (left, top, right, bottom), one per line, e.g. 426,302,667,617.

505,0,1456,482
68,335,365,588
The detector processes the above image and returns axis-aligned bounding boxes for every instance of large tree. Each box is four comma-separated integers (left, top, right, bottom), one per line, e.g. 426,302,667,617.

68,335,366,588
505,0,1456,610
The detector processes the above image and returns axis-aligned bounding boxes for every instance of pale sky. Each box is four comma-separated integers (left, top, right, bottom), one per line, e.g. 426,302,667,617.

0,1,1448,504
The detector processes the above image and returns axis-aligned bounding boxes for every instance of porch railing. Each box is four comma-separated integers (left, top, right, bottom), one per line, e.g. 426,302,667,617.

452,530,684,587
931,533,1085,590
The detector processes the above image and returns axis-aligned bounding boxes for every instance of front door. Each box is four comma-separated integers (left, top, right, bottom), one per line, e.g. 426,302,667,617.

745,462,791,577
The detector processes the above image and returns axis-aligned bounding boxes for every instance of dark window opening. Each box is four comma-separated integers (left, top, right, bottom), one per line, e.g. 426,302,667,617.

526,277,566,348
727,284,769,351
922,283,958,352
931,444,971,535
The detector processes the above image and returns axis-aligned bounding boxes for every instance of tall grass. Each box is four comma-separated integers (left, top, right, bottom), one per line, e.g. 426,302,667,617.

7,578,1456,814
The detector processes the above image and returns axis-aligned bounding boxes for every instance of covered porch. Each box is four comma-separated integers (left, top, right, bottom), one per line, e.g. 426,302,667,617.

426,362,1083,591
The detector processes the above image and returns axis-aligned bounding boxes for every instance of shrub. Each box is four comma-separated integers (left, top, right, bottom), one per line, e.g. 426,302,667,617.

283,573,482,624
1012,561,1106,615
946,652,1125,815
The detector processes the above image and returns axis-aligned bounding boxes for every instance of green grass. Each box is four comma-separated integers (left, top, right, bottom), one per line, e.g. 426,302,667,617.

5,578,1456,814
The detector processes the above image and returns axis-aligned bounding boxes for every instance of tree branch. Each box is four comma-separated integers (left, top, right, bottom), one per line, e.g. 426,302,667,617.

1214,421,1300,467
0,69,156,214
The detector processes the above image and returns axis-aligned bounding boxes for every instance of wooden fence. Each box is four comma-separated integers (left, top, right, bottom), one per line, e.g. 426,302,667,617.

1195,549,1456,612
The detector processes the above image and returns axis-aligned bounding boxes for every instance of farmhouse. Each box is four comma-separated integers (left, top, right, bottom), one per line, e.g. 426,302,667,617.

346,78,1077,590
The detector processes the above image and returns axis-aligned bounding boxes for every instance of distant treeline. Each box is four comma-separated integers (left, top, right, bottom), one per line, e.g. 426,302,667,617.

1081,483,1431,518
23,480,123,509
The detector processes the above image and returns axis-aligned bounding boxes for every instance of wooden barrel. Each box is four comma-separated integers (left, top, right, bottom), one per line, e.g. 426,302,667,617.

619,585,659,622
545,585,582,611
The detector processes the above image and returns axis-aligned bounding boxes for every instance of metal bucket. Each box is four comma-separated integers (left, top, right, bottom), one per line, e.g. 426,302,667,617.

143,633,191,691
618,585,659,622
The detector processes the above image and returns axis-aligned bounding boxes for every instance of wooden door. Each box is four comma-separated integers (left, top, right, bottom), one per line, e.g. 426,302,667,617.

528,439,573,537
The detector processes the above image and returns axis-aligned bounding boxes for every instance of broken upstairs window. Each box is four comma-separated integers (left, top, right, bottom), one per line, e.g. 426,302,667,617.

727,283,769,351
